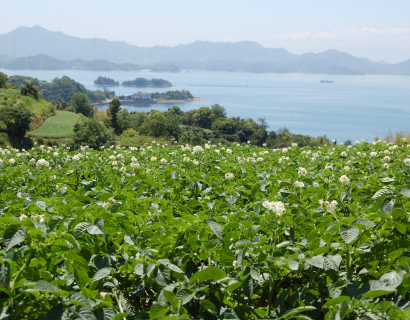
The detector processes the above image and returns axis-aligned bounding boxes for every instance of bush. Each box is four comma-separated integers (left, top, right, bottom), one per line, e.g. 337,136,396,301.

71,93,93,117
119,129,170,147
68,118,117,149
0,104,35,136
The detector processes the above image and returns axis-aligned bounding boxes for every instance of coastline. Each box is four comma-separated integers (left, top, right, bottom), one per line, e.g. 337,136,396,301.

95,97,205,107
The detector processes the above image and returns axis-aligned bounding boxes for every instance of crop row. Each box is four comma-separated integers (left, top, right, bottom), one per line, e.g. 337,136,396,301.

27,110,81,138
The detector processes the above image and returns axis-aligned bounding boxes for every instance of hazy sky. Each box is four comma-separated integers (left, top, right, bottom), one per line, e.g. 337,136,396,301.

1,0,410,63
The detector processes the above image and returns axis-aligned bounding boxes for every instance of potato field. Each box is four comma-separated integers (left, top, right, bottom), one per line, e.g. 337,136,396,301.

1,140,410,319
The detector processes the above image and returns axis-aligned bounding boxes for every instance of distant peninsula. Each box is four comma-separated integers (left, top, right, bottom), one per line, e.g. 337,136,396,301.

1,54,180,73
94,76,119,86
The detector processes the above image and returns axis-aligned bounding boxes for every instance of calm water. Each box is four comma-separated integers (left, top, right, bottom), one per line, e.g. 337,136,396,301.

2,68,410,142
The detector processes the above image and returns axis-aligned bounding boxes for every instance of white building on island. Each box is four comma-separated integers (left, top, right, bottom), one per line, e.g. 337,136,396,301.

131,92,152,101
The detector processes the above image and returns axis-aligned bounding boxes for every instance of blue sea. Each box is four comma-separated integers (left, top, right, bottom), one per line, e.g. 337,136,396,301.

2,68,410,142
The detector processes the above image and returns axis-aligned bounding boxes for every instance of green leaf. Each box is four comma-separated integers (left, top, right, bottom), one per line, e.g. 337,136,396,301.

399,188,410,197
206,217,223,240
176,289,195,305
44,304,65,320
149,303,169,319
380,271,404,288
87,224,104,235
288,259,299,271
352,219,375,227
35,200,46,211
189,266,226,283
338,300,350,319
75,305,97,320
92,267,111,282
309,256,324,269
3,225,26,251
323,296,350,308
243,276,253,299
226,194,237,205
163,290,179,311
95,218,104,232
94,255,110,270
201,299,218,317
382,198,395,214
280,306,316,319
34,280,59,292
96,308,116,320
74,267,89,289
154,265,170,287
112,314,129,320
74,222,89,237
69,291,91,307
0,261,11,289
339,224,359,244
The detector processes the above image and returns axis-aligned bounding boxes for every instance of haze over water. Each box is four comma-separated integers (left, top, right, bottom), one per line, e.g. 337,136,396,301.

2,68,409,143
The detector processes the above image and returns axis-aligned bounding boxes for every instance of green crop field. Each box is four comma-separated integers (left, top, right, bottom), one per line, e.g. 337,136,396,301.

27,110,81,138
1,141,410,319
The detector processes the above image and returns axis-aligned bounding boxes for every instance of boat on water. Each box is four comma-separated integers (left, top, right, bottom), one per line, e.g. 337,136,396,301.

320,80,335,83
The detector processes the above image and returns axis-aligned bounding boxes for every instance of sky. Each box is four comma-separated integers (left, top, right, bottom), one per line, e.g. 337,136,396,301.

1,0,410,63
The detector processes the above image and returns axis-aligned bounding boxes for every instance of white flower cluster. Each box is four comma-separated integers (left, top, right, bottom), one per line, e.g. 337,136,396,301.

36,159,49,167
339,175,350,184
263,201,286,215
319,199,338,211
193,146,204,153
225,172,234,179
298,167,308,176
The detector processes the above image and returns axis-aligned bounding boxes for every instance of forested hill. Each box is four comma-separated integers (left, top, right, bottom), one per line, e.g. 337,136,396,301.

1,26,410,75
7,75,115,103
1,54,180,72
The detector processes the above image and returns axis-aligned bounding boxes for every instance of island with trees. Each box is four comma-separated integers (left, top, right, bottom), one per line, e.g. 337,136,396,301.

94,77,173,87
94,76,119,86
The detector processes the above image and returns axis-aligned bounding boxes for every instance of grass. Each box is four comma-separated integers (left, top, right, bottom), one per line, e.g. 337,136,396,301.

27,110,81,138
179,124,213,133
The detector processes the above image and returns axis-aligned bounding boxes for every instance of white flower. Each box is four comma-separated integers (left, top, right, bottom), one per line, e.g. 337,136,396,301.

19,214,28,221
294,181,304,187
325,163,333,170
247,141,250,144
193,160,199,165
193,146,204,153
298,167,308,176
403,158,410,166
291,143,298,147
263,201,286,215
36,159,49,167
343,166,350,171
370,152,377,157
9,158,15,164
100,292,109,300
383,156,391,162
282,148,288,153
150,157,157,162
160,158,168,164
130,162,140,168
225,172,234,179
263,143,267,147
233,260,239,267
339,175,350,184
383,163,390,169
226,149,232,154
72,155,81,161
183,157,190,162
214,149,220,154
256,157,264,162
332,139,336,143
355,141,360,145
340,151,348,157
111,160,118,166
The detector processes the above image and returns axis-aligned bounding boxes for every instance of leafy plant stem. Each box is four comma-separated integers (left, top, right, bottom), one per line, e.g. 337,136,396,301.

9,246,37,308
266,275,276,317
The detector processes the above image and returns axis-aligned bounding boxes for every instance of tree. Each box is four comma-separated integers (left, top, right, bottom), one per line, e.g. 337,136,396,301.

0,72,7,88
211,104,227,118
212,118,237,134
107,98,122,134
69,118,117,149
139,110,169,137
71,93,93,117
192,107,215,129
183,109,197,126
257,117,269,129
0,104,34,136
180,127,205,145
20,83,39,97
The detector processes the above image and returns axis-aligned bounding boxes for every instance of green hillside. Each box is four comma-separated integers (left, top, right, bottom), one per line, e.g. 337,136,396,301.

27,110,81,138
0,88,55,128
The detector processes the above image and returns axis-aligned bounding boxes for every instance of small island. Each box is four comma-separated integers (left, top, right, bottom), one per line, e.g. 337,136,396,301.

94,76,119,86
94,77,172,87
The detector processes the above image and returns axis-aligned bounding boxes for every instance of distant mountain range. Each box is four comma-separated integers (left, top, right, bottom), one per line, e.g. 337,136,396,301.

0,26,409,75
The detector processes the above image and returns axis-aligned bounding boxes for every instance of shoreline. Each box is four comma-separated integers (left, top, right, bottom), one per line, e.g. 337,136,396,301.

95,97,205,107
